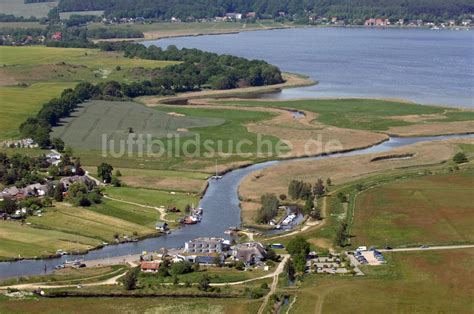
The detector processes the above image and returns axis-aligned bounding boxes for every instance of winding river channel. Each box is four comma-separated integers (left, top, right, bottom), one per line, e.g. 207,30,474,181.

1,133,473,279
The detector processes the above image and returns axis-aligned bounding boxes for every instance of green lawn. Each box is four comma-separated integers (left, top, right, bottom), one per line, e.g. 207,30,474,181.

215,98,474,131
351,168,474,248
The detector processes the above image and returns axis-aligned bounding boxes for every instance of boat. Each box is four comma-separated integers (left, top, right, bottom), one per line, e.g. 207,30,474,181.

281,214,297,226
211,160,223,180
183,215,201,224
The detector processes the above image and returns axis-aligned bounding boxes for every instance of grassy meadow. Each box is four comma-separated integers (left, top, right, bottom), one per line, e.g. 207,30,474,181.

0,46,177,141
351,168,474,248
288,249,474,313
0,82,74,139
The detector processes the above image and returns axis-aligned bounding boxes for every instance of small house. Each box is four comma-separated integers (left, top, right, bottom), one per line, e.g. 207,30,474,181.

140,261,161,273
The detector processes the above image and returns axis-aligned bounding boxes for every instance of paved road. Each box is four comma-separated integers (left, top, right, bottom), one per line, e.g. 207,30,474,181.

379,244,474,253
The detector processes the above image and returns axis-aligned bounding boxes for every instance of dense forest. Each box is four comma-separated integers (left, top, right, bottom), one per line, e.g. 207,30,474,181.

57,0,474,21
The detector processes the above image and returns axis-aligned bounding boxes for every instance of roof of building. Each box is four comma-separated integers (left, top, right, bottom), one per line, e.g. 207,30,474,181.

141,261,160,270
187,237,224,244
233,242,267,262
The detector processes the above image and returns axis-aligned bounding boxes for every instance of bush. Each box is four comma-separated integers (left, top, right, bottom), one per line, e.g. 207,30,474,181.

453,152,468,164
170,261,193,275
122,267,139,290
286,236,310,256
235,260,245,270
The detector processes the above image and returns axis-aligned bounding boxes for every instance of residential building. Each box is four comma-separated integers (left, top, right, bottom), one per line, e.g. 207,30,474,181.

184,237,224,254
232,242,267,265
59,175,95,190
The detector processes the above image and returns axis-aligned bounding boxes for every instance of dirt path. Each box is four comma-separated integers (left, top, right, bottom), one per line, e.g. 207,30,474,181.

258,255,290,314
0,271,127,291
103,195,169,221
286,295,297,314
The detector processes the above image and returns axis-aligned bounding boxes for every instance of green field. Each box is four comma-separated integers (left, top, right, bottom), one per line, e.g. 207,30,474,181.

288,249,474,313
215,98,474,131
351,168,474,248
0,82,74,139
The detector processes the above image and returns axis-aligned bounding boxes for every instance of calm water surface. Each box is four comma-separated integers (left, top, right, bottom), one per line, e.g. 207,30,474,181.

148,27,474,108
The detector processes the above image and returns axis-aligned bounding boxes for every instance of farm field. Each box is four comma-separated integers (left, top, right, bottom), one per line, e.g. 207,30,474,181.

288,249,474,313
0,296,261,314
215,98,474,134
50,100,224,150
351,168,474,248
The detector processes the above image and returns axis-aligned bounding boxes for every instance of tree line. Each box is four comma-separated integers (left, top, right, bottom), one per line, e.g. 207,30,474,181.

0,26,144,46
56,0,473,21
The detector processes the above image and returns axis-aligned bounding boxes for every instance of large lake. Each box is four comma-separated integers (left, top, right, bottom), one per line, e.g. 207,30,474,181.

146,27,474,108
